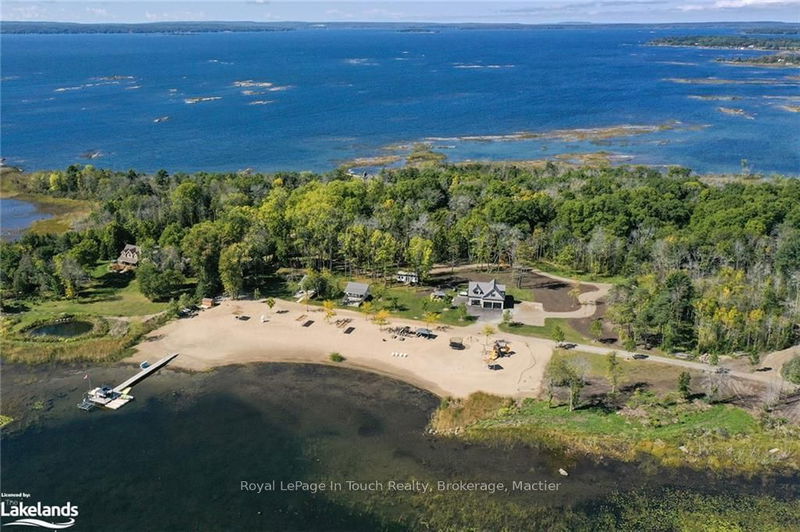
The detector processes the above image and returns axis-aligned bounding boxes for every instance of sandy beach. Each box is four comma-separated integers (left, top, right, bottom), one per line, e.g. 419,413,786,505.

131,299,554,398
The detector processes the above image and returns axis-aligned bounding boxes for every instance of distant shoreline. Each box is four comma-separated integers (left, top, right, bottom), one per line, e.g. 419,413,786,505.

3,20,799,35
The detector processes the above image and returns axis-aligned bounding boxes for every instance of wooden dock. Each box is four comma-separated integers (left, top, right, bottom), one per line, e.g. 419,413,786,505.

78,353,179,411
113,353,179,394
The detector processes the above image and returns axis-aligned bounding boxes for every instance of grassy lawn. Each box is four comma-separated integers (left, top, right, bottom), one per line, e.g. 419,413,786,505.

1,259,181,363
499,318,586,343
551,349,695,388
255,273,297,299
273,272,477,327
32,279,166,318
8,263,168,329
506,286,535,303
372,285,473,326
531,260,626,284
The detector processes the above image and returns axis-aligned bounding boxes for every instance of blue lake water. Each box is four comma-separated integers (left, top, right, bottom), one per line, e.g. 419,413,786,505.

1,26,799,174
0,197,51,239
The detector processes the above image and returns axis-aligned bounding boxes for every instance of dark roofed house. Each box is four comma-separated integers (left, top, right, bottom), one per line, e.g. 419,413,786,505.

467,279,506,310
343,282,371,306
117,244,140,267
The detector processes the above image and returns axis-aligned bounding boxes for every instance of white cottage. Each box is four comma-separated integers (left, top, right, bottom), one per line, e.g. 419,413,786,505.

467,279,506,310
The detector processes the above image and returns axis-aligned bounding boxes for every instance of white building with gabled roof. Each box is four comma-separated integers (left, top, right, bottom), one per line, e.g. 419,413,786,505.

467,279,507,310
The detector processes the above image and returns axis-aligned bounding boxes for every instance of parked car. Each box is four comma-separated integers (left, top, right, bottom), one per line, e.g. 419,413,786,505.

556,342,576,350
416,328,435,339
632,353,649,360
714,367,730,374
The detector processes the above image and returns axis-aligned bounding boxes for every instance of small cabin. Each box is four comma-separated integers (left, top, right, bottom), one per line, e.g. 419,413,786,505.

343,282,370,306
200,297,216,309
430,290,447,301
117,244,140,267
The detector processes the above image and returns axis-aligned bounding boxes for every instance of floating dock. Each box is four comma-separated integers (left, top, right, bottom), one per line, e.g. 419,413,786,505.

78,353,179,411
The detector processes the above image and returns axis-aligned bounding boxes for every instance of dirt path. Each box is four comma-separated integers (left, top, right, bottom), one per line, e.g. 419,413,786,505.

761,345,800,380
564,341,798,388
429,263,612,326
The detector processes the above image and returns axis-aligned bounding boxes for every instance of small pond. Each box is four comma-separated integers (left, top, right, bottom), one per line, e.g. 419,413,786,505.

29,320,94,338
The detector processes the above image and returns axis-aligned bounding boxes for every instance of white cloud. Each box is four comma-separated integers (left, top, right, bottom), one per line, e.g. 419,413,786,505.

678,0,799,9
3,4,49,21
715,0,797,6
144,10,207,22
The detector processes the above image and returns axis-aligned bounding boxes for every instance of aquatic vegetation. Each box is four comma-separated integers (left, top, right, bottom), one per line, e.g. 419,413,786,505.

431,393,800,476
430,393,514,434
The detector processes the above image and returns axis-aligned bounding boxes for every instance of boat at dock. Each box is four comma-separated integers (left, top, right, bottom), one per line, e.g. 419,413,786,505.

78,353,179,411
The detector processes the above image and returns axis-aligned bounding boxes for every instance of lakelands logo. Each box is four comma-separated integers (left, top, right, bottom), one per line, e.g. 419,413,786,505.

1,496,79,529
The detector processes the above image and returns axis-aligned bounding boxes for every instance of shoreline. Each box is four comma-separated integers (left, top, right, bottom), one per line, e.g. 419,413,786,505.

5,117,800,176
130,298,555,399
0,167,93,234
649,43,800,52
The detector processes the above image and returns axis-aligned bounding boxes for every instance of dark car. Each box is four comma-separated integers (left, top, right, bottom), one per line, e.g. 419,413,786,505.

714,367,730,374
632,353,649,360
416,328,436,339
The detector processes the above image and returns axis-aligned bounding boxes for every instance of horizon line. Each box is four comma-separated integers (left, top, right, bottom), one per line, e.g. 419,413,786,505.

2,19,798,25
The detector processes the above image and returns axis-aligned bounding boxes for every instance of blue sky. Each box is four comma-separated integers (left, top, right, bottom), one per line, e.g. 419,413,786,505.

2,1,798,24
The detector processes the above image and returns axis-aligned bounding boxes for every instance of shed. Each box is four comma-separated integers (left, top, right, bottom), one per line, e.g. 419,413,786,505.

430,290,447,301
343,282,371,306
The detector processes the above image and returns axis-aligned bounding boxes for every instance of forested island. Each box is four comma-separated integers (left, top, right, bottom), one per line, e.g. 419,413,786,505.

718,53,800,67
0,21,296,34
649,35,800,51
745,26,800,35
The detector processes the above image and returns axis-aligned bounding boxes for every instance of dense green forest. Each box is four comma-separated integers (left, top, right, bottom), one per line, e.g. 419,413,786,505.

0,21,296,34
649,35,800,50
744,27,800,35
2,163,799,355
718,53,800,66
